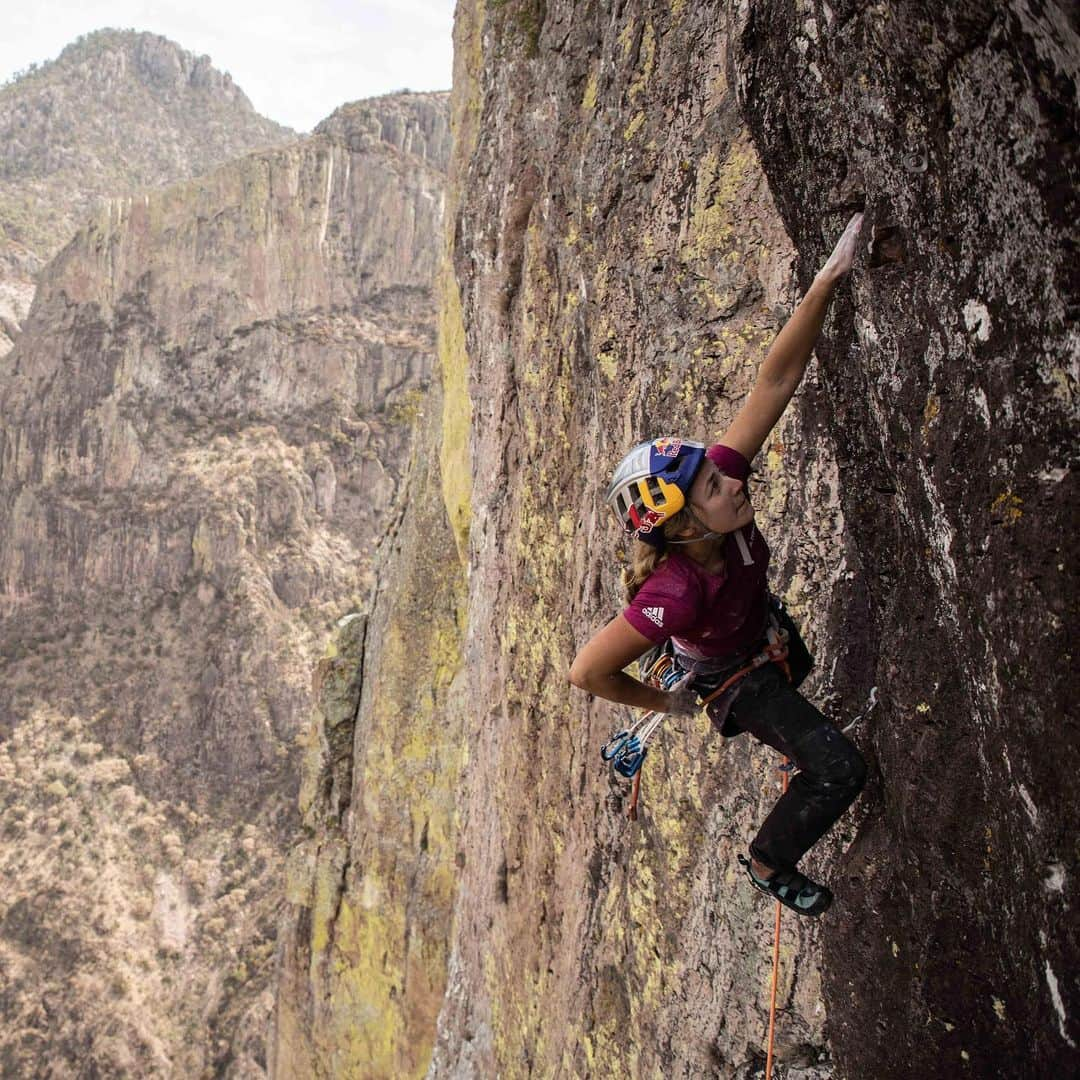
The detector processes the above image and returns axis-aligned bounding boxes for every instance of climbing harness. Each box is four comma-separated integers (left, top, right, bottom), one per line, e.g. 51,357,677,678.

600,616,794,820
698,621,791,710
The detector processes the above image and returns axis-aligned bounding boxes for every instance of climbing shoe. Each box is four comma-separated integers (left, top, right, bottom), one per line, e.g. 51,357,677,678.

738,854,833,917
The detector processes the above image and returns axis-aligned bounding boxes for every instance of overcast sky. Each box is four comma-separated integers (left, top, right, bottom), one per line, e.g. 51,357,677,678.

1,0,456,132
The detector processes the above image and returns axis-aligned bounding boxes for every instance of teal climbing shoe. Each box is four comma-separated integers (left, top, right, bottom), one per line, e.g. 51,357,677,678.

738,854,833,917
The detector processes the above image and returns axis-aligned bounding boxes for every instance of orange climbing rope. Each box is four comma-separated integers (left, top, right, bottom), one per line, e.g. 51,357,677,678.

627,766,642,821
764,760,790,1080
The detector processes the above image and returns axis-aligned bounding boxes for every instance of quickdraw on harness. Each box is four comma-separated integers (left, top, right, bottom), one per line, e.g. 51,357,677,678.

600,617,794,822
599,652,687,820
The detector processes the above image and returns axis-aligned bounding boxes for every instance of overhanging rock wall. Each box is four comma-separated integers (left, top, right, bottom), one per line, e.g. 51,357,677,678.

735,2,1078,1075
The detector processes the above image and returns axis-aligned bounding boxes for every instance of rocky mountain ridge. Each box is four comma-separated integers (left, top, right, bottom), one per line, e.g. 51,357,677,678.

0,29,294,355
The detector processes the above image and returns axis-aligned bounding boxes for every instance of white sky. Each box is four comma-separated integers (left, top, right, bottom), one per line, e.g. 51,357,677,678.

1,0,456,133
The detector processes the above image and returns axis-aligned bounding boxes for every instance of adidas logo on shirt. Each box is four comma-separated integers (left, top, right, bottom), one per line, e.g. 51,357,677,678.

642,606,665,627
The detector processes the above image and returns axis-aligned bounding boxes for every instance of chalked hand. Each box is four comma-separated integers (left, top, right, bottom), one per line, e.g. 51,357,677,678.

816,212,864,285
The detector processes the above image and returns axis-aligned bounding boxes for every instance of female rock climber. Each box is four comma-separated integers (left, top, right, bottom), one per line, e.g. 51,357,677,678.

569,214,868,917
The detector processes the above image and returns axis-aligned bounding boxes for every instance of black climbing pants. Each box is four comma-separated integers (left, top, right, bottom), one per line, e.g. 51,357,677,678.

727,665,867,874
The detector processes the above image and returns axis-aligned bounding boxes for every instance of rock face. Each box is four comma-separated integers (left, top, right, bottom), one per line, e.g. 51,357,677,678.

0,92,447,1077
317,92,452,168
272,1,1076,1078
0,29,294,355
432,2,832,1074
735,2,1078,1076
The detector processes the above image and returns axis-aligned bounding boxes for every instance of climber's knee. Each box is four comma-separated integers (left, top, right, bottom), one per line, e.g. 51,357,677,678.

797,723,866,799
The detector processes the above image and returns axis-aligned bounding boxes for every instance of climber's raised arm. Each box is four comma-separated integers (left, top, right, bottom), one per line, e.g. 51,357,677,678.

721,213,863,462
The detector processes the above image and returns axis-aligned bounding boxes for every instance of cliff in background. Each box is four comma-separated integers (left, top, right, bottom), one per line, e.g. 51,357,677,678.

0,29,295,355
273,1,1077,1077
0,91,448,1077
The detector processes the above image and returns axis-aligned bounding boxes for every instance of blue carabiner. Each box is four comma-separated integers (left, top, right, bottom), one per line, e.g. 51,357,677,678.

613,745,647,778
600,729,631,762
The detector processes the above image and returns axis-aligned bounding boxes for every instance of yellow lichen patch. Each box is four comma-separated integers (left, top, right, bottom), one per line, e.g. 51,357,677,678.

679,136,758,265
784,574,807,610
923,392,941,429
581,69,599,112
308,842,349,957
990,490,1023,525
323,894,407,1076
623,112,646,141
597,350,618,380
1048,367,1073,403
628,20,656,100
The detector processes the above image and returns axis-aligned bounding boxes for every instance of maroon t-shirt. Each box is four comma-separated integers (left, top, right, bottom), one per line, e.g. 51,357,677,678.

623,444,770,659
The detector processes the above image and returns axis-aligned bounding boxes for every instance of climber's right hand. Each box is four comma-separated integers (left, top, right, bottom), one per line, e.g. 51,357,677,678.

659,686,702,718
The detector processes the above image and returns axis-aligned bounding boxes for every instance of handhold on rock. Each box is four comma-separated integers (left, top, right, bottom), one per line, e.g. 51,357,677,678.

869,224,906,267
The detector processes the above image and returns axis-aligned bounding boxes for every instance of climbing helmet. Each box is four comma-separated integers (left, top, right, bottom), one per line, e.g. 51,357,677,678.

605,438,707,538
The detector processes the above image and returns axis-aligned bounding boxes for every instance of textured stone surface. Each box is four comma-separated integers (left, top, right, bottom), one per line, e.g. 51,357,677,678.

426,2,833,1075
735,2,1078,1076
271,387,465,1080
0,92,446,1077
316,92,453,170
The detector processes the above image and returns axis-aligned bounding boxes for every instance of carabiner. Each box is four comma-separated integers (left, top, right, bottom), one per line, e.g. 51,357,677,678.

600,729,631,762
613,745,647,779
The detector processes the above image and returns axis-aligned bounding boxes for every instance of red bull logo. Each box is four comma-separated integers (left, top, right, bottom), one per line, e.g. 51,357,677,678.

653,437,682,458
636,508,664,533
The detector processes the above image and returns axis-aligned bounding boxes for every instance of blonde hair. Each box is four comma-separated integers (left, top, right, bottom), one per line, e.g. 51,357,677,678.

622,507,695,603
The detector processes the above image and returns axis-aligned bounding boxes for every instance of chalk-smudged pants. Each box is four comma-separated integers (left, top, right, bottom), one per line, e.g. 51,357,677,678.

726,664,867,873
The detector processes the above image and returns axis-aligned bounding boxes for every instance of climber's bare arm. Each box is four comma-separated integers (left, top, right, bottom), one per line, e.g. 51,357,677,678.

722,214,863,462
569,615,672,713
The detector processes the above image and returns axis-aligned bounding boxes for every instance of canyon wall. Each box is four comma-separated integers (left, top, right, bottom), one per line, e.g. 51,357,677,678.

0,92,448,1077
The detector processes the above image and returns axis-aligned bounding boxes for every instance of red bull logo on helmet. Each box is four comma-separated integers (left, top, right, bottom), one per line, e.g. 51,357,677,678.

636,508,665,533
653,437,683,458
